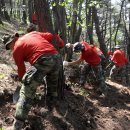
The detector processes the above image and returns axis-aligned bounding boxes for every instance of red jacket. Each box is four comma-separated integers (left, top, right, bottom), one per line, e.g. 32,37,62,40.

80,41,101,65
32,13,37,24
107,51,113,58
111,49,128,66
13,31,64,79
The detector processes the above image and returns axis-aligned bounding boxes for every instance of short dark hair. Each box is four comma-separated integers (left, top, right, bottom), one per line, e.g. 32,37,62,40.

73,42,84,52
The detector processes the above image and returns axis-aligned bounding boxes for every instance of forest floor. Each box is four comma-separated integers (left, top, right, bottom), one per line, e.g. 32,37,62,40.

0,20,130,130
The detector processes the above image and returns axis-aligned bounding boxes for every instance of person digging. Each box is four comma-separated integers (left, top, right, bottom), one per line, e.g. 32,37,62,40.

2,31,64,130
63,42,107,95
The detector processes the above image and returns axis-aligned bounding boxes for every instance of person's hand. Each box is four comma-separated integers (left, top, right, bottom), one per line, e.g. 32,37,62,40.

63,61,69,67
66,43,72,48
10,73,21,82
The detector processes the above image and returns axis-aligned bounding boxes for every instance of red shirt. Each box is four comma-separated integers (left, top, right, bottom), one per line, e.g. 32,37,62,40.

32,13,37,23
80,41,100,65
111,49,128,66
91,45,103,55
107,51,113,57
13,31,64,78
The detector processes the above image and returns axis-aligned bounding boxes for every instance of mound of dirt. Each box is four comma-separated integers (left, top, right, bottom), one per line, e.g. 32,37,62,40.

0,20,130,130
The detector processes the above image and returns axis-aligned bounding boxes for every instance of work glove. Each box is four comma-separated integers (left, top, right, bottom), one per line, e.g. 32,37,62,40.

65,43,72,48
63,61,69,67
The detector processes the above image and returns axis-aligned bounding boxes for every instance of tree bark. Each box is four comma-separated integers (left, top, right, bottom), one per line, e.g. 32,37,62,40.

34,0,65,99
86,7,94,44
70,0,78,44
34,0,53,33
92,6,108,58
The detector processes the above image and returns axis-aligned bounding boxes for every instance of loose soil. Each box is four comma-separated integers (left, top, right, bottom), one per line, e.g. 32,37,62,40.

0,21,130,130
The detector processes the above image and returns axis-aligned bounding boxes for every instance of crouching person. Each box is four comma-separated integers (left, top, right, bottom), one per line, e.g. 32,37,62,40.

2,31,64,130
63,41,107,94
109,45,128,83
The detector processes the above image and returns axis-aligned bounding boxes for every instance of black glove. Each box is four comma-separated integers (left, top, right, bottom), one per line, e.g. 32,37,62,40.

10,73,21,81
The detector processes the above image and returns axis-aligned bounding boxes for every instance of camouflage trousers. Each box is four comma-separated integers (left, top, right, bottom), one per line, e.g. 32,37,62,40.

14,54,60,124
109,65,127,83
80,63,106,90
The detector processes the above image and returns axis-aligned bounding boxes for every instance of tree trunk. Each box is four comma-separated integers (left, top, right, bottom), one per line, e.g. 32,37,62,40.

34,0,53,33
70,0,78,44
34,0,65,99
92,6,108,59
22,0,27,24
86,7,94,44
74,0,83,42
52,0,67,44
28,0,33,23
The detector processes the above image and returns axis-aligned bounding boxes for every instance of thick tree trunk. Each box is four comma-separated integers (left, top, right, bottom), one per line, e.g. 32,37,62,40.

34,0,53,33
34,0,65,99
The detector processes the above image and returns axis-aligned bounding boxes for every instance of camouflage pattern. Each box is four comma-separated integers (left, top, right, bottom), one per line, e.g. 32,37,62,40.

109,65,127,84
13,54,60,129
80,63,106,90
12,119,24,130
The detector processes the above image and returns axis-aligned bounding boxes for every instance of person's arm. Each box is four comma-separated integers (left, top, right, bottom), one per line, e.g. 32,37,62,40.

55,34,64,48
68,58,83,66
13,47,26,79
66,43,73,48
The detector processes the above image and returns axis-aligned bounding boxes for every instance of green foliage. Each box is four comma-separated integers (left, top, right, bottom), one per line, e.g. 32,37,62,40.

88,0,104,8
79,87,89,96
0,73,5,79
67,21,72,27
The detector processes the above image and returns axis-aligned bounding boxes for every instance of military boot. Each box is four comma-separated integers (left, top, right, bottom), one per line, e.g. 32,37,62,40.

12,119,24,130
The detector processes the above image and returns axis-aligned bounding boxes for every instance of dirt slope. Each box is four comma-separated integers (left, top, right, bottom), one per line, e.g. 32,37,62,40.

0,21,130,130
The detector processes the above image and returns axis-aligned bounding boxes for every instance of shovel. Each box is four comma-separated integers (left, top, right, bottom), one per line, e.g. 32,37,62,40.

13,86,21,104
10,73,21,104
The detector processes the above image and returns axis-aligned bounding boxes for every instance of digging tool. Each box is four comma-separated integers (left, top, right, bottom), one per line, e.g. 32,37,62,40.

13,85,21,104
10,73,21,103
105,62,113,69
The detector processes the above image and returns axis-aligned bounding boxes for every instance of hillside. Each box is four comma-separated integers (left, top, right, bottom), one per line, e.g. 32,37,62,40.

0,21,130,130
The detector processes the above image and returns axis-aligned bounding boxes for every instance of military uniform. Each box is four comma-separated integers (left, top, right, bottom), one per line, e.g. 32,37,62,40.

3,31,64,130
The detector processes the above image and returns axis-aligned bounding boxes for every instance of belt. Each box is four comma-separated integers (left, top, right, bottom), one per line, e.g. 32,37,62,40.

35,53,60,64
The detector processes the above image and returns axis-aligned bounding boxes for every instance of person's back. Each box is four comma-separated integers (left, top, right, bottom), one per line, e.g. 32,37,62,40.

112,49,128,66
109,45,128,83
13,31,63,78
32,12,37,24
80,41,100,66
3,31,64,130
13,31,58,64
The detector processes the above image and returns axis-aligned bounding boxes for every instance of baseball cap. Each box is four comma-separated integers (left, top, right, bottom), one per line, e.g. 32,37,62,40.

73,42,84,52
114,45,121,49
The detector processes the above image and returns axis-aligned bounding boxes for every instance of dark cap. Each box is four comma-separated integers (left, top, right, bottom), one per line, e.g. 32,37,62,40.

2,33,19,50
73,42,84,52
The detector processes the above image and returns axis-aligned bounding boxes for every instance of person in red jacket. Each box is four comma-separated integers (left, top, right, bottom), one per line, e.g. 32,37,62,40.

92,45,107,73
2,31,64,130
107,50,113,59
32,11,37,24
109,45,128,82
63,41,107,94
